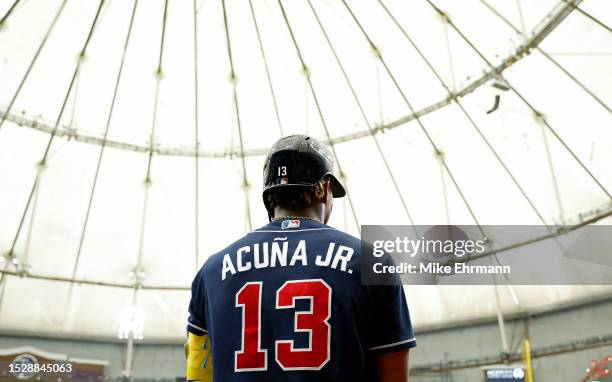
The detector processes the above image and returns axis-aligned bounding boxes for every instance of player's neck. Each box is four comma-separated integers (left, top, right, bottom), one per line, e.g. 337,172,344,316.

273,206,325,223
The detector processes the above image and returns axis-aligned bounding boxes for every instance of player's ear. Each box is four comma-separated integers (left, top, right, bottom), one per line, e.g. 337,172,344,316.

324,179,332,203
323,179,333,223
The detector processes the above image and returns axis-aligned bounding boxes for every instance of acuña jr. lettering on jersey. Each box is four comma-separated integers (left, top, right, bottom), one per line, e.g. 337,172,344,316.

221,238,354,280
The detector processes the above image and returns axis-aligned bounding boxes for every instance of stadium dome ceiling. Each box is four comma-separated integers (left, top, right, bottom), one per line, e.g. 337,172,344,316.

0,0,610,340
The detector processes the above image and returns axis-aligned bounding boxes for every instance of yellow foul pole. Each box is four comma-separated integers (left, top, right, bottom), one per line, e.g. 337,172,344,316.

523,339,534,382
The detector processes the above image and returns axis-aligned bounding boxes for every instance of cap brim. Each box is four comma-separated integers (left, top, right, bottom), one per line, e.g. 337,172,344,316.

263,175,346,199
328,175,346,198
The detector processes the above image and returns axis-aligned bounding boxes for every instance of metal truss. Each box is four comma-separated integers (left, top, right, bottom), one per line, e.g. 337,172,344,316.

0,0,592,158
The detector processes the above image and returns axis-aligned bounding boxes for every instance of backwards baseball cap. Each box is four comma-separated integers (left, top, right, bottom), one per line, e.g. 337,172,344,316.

262,135,346,217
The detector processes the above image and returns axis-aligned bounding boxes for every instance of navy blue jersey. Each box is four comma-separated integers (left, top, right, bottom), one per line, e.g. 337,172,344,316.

188,219,415,381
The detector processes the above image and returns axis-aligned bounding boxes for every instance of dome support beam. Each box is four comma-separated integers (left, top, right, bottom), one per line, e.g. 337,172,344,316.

340,0,485,237
0,0,68,131
133,0,169,308
71,0,140,283
248,0,284,138
277,0,361,232
0,0,586,158
0,0,21,27
222,0,252,231
7,0,107,256
192,0,201,271
424,0,612,201
0,0,107,315
562,0,612,34
306,0,417,228
0,204,609,291
377,0,551,228
479,0,611,114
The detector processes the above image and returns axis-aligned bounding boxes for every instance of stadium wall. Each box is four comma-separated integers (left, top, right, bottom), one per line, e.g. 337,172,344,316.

1,295,611,381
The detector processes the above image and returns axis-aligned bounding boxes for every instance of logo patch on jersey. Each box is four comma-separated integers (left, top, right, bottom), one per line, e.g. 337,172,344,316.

279,177,288,185
281,219,300,229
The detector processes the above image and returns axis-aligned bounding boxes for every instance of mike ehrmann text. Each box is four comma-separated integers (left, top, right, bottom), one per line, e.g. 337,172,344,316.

373,262,511,275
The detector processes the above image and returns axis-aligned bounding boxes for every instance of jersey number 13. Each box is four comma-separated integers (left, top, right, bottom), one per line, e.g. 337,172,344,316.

235,279,331,372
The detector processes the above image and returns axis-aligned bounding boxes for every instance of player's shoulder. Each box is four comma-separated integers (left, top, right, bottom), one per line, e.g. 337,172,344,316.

198,220,372,273
304,222,372,251
253,219,364,247
321,226,364,249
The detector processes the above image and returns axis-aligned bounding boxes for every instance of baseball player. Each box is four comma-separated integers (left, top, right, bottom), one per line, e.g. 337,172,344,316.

186,135,415,381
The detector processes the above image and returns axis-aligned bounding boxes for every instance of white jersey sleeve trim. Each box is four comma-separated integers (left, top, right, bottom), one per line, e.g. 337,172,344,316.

368,337,416,351
188,322,208,333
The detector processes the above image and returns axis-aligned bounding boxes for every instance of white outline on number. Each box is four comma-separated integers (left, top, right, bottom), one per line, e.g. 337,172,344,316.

234,282,268,372
275,279,332,371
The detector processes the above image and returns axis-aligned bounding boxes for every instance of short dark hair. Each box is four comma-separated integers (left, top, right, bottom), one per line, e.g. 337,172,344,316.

265,178,328,212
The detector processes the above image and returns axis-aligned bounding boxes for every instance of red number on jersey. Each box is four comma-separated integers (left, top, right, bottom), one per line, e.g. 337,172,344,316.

275,279,331,370
235,282,267,371
234,279,332,372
